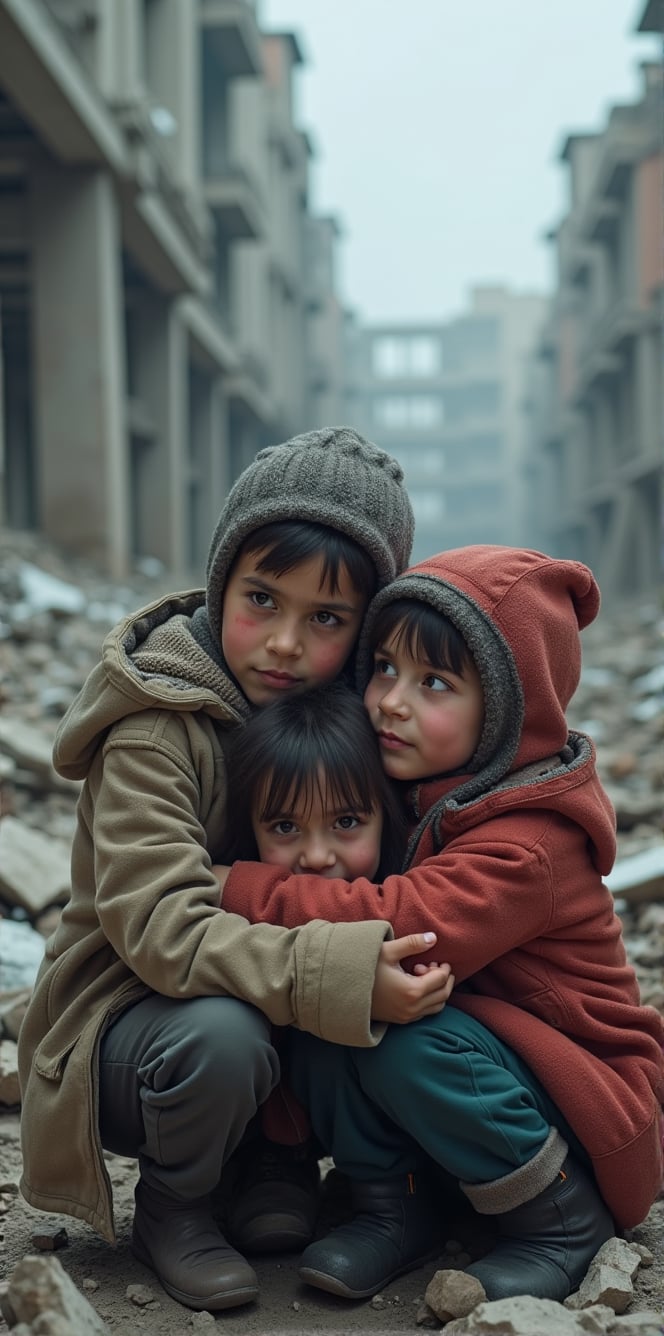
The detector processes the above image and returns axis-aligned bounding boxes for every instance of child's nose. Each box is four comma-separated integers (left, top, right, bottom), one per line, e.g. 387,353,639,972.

378,684,408,716
299,839,335,871
266,619,300,657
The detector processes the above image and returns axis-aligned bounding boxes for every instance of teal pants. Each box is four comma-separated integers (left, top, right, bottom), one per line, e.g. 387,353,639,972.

289,1006,582,1185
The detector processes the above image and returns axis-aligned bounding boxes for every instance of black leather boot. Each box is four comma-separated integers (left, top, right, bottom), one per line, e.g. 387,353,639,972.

464,1154,615,1302
225,1142,321,1254
132,1179,259,1311
298,1173,441,1299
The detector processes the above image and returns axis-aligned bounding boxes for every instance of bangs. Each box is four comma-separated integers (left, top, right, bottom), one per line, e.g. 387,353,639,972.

372,599,470,676
256,735,379,825
241,521,376,598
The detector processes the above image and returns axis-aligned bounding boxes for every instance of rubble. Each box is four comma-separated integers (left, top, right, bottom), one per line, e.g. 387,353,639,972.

2,1253,111,1333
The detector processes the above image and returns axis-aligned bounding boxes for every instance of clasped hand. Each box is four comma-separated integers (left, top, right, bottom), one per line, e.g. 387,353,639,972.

371,933,454,1024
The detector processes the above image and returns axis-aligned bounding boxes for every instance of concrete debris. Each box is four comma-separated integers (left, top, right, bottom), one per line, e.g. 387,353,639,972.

440,1296,635,1333
565,1237,644,1312
424,1268,486,1321
4,1253,111,1333
0,817,72,915
28,1228,69,1253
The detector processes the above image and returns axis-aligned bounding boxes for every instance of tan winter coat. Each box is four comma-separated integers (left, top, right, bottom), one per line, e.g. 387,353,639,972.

17,590,392,1243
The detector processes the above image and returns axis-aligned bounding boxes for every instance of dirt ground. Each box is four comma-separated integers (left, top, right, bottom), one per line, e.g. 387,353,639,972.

2,1110,664,1334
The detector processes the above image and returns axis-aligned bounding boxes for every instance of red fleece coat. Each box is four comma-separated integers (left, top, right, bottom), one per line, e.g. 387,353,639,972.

222,547,664,1229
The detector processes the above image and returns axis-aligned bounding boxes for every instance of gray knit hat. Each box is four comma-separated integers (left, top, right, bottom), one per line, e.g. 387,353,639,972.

205,426,415,648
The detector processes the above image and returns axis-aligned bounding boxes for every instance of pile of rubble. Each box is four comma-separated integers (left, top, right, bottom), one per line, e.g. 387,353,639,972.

0,530,663,1333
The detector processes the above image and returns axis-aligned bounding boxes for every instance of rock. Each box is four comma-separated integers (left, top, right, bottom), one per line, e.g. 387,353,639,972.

0,1038,20,1107
0,817,72,915
0,989,31,1042
416,1299,441,1327
6,1254,111,1333
126,1282,157,1306
606,847,664,904
0,919,46,991
610,1317,664,1334
0,720,74,793
424,1269,486,1321
565,1237,643,1313
29,1227,69,1252
441,1295,616,1333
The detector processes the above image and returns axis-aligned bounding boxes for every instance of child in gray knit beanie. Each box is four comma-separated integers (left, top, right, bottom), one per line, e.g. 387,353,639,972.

21,423,454,1319
203,424,415,651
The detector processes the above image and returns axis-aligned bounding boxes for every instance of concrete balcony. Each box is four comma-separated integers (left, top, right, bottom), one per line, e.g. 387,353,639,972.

593,106,660,201
199,0,262,78
557,215,595,288
584,300,650,359
580,196,621,244
204,163,265,239
572,348,621,403
0,0,127,169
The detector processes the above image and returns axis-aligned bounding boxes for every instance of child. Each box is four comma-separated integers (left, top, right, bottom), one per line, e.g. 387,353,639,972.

221,679,420,1250
217,544,664,1304
224,678,407,880
17,427,456,1315
218,679,410,1252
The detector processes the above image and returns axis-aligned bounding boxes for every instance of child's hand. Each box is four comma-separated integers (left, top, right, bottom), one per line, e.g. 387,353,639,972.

371,934,454,1024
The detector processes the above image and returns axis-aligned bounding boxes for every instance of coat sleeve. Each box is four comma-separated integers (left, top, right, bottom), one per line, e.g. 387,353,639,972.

221,828,557,981
90,730,392,1046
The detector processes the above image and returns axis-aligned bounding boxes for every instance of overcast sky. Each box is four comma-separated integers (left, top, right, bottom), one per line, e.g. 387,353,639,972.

260,0,659,323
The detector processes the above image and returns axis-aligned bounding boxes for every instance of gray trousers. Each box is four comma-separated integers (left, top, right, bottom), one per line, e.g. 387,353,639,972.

98,994,280,1201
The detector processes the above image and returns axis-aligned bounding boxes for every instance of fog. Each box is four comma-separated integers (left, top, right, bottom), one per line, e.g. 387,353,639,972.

261,0,659,319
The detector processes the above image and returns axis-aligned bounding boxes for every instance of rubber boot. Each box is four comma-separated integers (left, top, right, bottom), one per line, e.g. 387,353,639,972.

463,1153,615,1302
225,1141,321,1254
298,1173,441,1299
132,1178,259,1311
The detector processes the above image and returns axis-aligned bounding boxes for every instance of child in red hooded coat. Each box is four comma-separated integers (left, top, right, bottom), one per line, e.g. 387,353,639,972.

217,546,664,1305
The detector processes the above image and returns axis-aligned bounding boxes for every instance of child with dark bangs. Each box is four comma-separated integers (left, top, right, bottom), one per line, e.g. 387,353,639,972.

219,680,415,1253
224,679,407,880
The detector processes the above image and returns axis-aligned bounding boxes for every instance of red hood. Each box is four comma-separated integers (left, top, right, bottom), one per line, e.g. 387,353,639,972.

360,545,601,778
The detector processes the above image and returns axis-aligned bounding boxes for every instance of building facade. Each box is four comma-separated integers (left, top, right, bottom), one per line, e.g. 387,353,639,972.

524,46,663,600
0,0,346,578
347,287,545,564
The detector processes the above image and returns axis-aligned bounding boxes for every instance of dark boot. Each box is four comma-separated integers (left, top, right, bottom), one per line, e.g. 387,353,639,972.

132,1179,258,1311
463,1153,615,1302
225,1142,321,1254
298,1173,441,1299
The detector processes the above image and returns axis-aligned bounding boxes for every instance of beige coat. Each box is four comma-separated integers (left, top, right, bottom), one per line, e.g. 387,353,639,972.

18,590,391,1242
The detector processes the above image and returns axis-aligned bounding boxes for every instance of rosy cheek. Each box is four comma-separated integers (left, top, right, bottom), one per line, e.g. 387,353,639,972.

309,642,352,679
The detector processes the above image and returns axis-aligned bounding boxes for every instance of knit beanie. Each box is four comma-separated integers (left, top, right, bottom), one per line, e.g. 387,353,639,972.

205,426,415,648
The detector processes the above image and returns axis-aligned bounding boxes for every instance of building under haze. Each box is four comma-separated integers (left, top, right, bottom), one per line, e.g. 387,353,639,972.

0,0,346,578
524,27,663,600
346,287,545,563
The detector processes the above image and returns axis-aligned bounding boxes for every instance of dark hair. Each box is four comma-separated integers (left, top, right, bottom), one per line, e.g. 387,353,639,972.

223,681,406,877
369,598,475,677
238,521,377,600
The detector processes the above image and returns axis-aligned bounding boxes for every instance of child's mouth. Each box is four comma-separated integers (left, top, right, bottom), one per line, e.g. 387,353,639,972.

257,669,300,688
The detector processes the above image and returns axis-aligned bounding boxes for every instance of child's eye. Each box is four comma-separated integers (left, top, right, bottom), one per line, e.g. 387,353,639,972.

374,657,397,677
335,814,361,831
312,610,340,626
272,820,298,835
250,591,276,609
423,674,449,692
